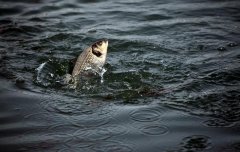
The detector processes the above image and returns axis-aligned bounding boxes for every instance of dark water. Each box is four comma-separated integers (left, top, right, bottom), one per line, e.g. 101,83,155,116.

1,0,240,151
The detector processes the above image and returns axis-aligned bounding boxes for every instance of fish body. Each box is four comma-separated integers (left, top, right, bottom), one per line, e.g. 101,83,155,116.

72,39,108,78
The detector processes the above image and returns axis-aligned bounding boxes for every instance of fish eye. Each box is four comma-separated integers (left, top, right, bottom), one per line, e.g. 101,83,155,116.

97,41,103,46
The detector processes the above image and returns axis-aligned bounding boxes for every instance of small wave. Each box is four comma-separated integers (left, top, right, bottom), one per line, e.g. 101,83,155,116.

0,6,22,16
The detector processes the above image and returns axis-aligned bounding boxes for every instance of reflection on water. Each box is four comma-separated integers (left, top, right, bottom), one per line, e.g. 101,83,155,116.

0,0,240,151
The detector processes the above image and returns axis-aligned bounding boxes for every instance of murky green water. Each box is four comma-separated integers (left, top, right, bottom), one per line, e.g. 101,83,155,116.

0,0,240,151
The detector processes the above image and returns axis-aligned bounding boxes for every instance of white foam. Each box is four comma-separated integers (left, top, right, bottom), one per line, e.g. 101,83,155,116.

36,62,47,81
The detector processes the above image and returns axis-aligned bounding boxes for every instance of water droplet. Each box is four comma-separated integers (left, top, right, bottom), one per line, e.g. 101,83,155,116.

217,47,226,51
227,42,238,47
100,68,107,83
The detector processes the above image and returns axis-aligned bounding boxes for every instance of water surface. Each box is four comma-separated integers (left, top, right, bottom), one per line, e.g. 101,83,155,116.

0,0,240,151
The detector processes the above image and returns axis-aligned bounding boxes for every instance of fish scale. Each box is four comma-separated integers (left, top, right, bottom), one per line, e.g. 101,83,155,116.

71,40,108,78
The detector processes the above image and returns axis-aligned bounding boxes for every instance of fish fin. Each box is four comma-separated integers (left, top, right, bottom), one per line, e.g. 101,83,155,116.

68,57,77,74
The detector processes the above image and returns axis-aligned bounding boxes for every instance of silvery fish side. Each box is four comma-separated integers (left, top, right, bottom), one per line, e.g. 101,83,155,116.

65,39,108,86
72,39,108,77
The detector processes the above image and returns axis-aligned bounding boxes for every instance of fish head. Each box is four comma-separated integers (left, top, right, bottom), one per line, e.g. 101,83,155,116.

91,39,108,58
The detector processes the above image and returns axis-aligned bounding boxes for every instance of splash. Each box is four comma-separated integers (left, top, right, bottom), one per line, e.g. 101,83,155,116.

84,66,107,84
35,60,107,89
36,62,47,80
99,68,107,84
35,62,49,86
35,60,67,87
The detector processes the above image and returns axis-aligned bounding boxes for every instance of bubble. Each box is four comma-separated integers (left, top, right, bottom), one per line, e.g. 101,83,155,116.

217,47,227,51
227,42,238,47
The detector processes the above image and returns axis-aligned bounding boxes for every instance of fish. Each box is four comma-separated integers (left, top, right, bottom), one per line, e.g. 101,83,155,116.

63,39,108,86
71,39,108,77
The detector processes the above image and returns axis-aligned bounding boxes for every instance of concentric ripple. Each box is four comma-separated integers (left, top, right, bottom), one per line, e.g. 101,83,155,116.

0,0,240,151
140,124,169,136
73,125,127,142
129,108,162,122
90,141,133,152
203,118,235,128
